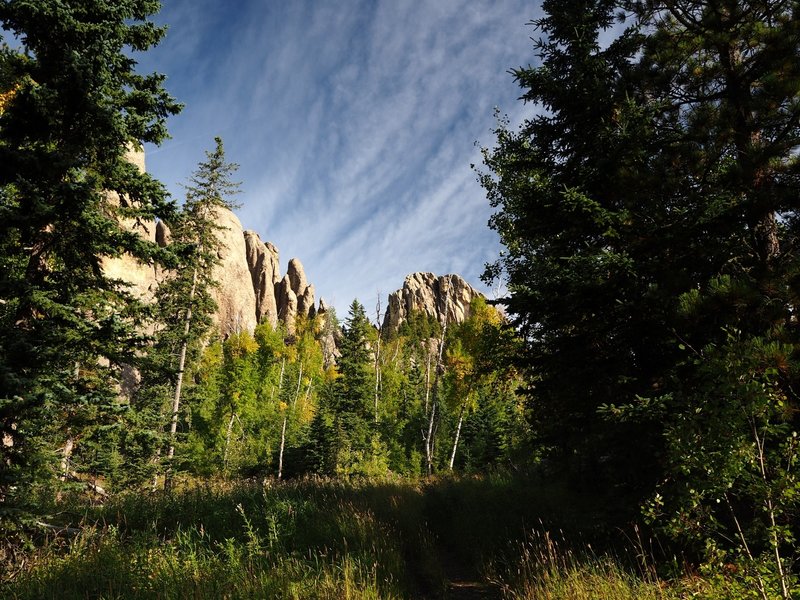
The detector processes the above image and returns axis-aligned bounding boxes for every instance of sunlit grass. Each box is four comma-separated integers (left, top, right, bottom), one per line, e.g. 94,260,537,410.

4,478,421,599
3,475,760,599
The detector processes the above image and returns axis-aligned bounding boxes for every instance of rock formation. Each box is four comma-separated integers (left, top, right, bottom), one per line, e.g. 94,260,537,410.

155,220,171,247
276,275,298,334
208,207,259,336
111,148,324,338
298,284,315,318
244,230,280,328
102,146,160,303
287,258,307,296
314,297,340,368
383,272,482,334
275,258,316,335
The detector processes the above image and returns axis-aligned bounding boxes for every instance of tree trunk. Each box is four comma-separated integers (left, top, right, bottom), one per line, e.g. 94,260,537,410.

151,447,161,492
60,436,74,481
424,350,431,414
165,266,197,489
448,401,466,471
374,293,382,423
277,415,287,480
293,361,303,407
423,401,437,476
275,357,286,479
223,411,236,474
423,278,450,476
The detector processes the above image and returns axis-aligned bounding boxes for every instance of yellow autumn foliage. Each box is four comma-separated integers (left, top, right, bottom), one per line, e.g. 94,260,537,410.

0,85,16,114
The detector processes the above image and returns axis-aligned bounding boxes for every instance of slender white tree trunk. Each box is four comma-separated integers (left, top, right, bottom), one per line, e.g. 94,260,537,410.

151,447,161,492
60,436,74,481
165,267,197,489
374,293,382,423
423,278,450,476
275,357,286,479
223,411,236,473
277,415,287,480
449,401,467,471
424,351,431,414
752,420,791,600
293,362,303,407
424,401,437,476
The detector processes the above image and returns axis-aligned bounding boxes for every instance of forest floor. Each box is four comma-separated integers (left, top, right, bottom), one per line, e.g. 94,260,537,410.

438,546,500,599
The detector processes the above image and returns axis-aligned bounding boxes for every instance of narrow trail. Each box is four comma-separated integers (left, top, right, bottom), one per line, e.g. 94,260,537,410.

438,545,502,600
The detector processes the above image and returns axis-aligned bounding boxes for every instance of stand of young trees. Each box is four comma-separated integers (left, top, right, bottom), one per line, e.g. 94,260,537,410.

139,296,526,483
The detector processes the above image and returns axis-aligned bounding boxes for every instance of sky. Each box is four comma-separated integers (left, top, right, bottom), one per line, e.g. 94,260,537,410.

135,0,543,318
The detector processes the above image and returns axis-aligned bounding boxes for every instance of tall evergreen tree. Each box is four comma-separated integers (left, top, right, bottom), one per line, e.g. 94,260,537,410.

336,300,373,417
483,0,800,590
0,0,180,506
154,137,240,485
332,300,385,475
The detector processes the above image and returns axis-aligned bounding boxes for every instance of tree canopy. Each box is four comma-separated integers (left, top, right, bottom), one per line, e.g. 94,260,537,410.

482,0,800,591
0,0,181,505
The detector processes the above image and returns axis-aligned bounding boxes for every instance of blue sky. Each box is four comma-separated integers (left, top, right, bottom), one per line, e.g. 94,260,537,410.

135,0,542,318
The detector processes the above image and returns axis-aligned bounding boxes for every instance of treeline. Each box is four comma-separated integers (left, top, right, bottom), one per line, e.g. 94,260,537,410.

117,295,526,487
139,300,527,483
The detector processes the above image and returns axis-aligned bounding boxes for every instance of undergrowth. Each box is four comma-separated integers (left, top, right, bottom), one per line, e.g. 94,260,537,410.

2,474,784,599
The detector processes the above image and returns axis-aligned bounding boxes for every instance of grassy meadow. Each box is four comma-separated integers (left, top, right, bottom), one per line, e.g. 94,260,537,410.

1,475,749,600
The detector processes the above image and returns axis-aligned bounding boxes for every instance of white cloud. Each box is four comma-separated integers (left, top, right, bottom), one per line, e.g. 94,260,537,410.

141,0,542,315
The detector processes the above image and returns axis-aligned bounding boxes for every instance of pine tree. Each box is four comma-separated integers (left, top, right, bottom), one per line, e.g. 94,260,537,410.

155,137,240,486
483,0,800,591
336,300,373,417
0,0,180,506
332,300,384,475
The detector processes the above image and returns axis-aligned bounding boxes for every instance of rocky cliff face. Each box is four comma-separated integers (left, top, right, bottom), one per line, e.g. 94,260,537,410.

196,208,320,337
383,272,482,334
244,230,280,328
113,148,323,338
102,147,160,303
208,207,259,336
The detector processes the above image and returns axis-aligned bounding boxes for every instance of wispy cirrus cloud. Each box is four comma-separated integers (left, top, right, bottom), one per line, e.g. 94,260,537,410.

139,0,542,317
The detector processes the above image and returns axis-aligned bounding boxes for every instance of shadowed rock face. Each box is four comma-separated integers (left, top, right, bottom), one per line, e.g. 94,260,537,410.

276,275,298,335
102,146,159,304
156,220,171,247
383,272,482,334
